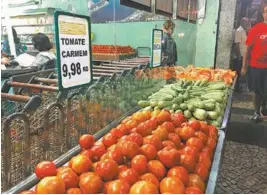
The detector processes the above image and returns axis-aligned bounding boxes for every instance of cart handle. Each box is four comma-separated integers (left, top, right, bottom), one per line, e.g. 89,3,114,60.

1,93,31,102
33,77,58,84
7,81,58,92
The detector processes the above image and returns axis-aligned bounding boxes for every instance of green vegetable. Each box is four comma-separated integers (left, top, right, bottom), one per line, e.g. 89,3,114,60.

175,109,183,113
189,117,197,121
172,104,180,111
180,103,187,111
138,100,150,108
172,96,183,104
194,101,205,109
183,92,189,100
150,100,158,107
207,111,219,120
143,106,153,112
207,82,226,90
154,106,161,110
204,102,215,111
158,101,173,109
193,109,208,121
187,104,195,112
184,110,192,118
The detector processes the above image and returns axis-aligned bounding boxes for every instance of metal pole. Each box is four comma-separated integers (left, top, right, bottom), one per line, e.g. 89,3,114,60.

3,0,17,57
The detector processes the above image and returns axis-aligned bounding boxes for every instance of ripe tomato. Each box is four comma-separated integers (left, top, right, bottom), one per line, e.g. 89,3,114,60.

157,147,180,168
105,179,130,194
195,131,208,145
182,146,199,159
162,140,176,149
91,144,107,162
110,128,124,139
161,122,175,133
35,161,57,179
185,186,203,194
92,161,100,172
168,133,181,148
179,126,195,141
20,191,35,194
79,134,94,149
127,133,143,146
116,124,128,135
130,181,159,194
167,166,189,186
206,137,217,151
186,137,204,151
125,119,138,133
80,149,93,160
143,121,155,136
132,112,145,123
140,144,157,161
147,160,166,180
96,159,118,181
199,122,209,135
180,154,196,173
79,172,103,194
140,173,160,187
36,176,65,194
118,168,140,186
156,110,171,124
188,174,205,193
174,127,182,135
208,125,218,136
66,188,82,194
121,116,132,124
201,147,213,159
57,169,79,189
143,135,163,151
171,113,186,127
118,165,129,174
118,140,140,159
103,148,124,164
160,177,185,194
148,116,158,129
131,155,148,175
151,110,160,117
141,110,151,121
188,121,201,131
152,126,169,141
102,133,117,147
198,154,212,169
69,154,92,175
194,163,209,181
57,166,72,174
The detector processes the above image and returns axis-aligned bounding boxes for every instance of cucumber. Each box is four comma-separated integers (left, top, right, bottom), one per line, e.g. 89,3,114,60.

172,96,183,104
138,100,150,108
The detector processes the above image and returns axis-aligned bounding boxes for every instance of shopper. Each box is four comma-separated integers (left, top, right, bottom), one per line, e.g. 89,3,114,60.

2,28,26,56
241,5,267,122
162,20,177,66
31,33,56,70
233,17,250,92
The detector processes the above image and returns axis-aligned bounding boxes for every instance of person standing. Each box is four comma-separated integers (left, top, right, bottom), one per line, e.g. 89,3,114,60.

241,5,267,122
233,17,250,92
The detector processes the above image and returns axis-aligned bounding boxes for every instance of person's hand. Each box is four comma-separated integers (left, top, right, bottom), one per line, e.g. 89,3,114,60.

1,57,9,65
241,66,247,76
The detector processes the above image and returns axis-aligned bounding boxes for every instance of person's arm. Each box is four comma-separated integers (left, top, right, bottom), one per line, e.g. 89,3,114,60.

241,46,249,75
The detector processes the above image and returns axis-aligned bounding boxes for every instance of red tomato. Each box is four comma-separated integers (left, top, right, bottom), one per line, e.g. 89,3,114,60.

198,154,212,169
151,110,160,117
152,126,169,141
183,146,200,159
57,166,72,174
118,140,140,159
66,188,82,194
92,161,100,172
160,177,186,194
179,126,195,141
134,122,148,137
130,181,159,194
127,133,143,146
180,154,196,173
161,122,175,133
208,125,218,136
20,191,35,194
79,134,94,149
119,168,140,186
103,148,124,165
121,116,132,124
57,169,79,189
162,140,176,149
143,135,163,151
79,172,103,194
174,127,182,135
201,147,213,159
35,161,57,179
199,122,209,135
186,186,203,194
117,124,128,135
168,133,181,148
188,121,201,131
118,165,128,174
125,119,138,133
131,155,148,175
206,137,217,151
140,144,157,161
156,110,171,124
188,174,205,193
91,144,107,162
110,128,124,139
186,137,204,151
171,113,185,127
69,154,92,175
96,159,118,181
195,131,208,145
157,147,180,168
102,133,117,147
194,163,209,181
36,176,65,194
147,116,158,129
105,179,130,194
80,149,93,160
140,173,160,187
167,166,189,186
147,160,166,180
132,112,145,123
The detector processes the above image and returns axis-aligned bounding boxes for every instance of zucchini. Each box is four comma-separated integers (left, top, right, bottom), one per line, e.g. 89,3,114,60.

172,96,183,104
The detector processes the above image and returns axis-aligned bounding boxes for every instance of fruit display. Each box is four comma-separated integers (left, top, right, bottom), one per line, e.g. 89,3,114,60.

24,110,220,194
138,79,230,127
92,45,136,55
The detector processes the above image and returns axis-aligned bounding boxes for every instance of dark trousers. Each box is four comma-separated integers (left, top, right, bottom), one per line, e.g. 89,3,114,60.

232,58,243,91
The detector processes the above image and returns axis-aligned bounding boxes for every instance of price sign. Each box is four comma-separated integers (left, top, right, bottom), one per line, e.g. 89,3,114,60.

150,29,163,68
54,11,93,90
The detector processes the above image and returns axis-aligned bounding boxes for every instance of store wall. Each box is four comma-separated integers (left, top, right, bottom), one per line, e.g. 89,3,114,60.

194,0,220,67
91,20,197,65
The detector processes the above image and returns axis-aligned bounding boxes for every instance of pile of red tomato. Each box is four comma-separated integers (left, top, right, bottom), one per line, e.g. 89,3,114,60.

21,109,218,194
92,45,135,54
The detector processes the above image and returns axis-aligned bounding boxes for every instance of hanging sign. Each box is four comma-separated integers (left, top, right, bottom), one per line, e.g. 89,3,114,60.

54,11,92,90
150,29,163,68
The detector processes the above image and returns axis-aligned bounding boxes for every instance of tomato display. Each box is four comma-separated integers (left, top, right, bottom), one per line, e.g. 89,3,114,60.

180,154,196,173
140,173,160,187
118,140,140,159
131,155,148,175
96,159,118,181
66,188,82,194
69,154,92,175
126,133,143,146
167,166,189,186
171,113,186,127
79,134,94,149
20,191,35,194
179,126,195,141
160,177,185,194
194,163,209,181
162,140,176,149
147,160,166,180
79,172,103,194
185,186,203,194
57,169,79,189
140,144,157,161
168,133,181,148
143,135,163,151
186,137,204,151
182,146,199,159
102,148,124,164
188,174,205,193
156,110,171,124
152,126,169,141
36,176,65,194
160,122,175,133
91,144,107,162
35,161,57,179
130,181,159,194
102,133,117,147
118,168,140,186
105,179,130,194
157,147,180,168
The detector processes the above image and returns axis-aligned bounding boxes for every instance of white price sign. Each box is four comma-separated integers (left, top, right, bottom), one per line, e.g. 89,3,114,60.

151,29,163,68
54,11,92,90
